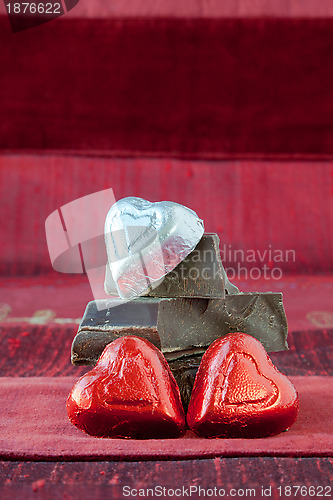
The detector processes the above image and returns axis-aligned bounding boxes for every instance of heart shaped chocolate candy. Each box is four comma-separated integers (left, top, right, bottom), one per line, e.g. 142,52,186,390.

187,333,299,438
104,197,204,299
67,336,186,439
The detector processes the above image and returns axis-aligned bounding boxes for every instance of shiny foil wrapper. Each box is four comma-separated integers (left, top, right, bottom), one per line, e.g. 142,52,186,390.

104,197,204,299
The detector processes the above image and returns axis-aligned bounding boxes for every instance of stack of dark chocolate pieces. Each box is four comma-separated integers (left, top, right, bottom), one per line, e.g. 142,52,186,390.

72,229,288,409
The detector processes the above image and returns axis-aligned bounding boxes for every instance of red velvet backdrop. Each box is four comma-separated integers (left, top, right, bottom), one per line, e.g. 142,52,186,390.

2,2,333,157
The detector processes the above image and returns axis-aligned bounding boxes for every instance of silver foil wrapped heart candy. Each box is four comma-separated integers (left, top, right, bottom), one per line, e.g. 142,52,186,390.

104,197,204,299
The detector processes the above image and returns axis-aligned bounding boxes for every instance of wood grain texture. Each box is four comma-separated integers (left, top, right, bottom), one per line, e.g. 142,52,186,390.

0,458,331,500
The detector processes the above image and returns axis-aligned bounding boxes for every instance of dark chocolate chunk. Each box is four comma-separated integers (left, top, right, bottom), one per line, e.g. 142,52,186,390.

147,233,238,298
157,294,288,354
168,355,203,411
71,298,162,365
72,293,288,367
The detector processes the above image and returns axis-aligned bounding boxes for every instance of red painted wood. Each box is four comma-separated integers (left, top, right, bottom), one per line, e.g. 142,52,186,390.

0,458,332,500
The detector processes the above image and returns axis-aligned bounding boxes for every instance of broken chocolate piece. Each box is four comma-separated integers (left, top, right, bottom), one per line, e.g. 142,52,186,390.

71,298,162,365
157,294,288,354
72,293,287,364
148,233,238,298
168,355,204,411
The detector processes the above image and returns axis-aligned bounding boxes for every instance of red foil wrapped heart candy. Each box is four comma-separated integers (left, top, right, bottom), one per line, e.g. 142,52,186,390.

67,336,186,439
187,332,299,438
